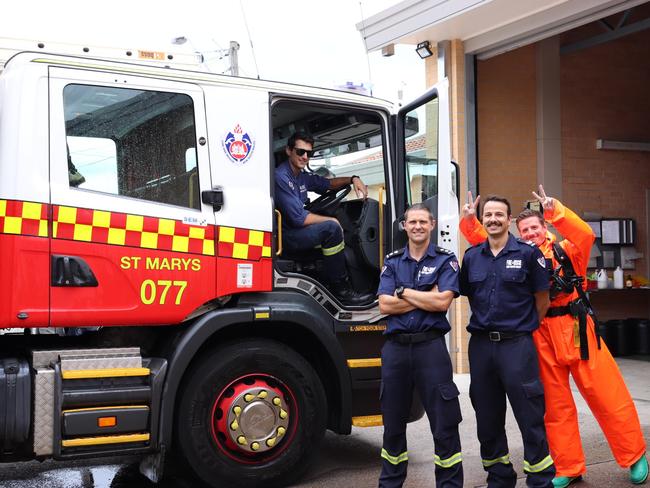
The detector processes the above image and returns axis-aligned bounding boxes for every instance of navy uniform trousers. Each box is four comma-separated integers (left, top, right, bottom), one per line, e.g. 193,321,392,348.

379,336,463,488
282,220,346,283
469,333,555,488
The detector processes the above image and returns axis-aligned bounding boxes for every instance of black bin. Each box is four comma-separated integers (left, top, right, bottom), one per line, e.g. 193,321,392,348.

596,320,609,349
605,319,631,356
631,319,650,355
598,320,617,355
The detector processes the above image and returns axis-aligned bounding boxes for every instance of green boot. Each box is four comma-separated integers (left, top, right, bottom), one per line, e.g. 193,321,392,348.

630,455,648,484
552,475,582,488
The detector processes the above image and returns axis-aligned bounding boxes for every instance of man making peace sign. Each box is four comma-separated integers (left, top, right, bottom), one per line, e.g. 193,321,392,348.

460,186,648,487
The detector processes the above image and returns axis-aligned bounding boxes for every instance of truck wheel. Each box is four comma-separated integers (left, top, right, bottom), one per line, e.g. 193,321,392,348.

175,339,327,488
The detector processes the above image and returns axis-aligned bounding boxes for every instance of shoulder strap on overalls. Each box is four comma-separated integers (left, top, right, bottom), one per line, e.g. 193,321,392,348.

551,242,601,358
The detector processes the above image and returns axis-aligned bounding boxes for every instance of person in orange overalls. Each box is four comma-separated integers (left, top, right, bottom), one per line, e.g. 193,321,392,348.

460,186,648,487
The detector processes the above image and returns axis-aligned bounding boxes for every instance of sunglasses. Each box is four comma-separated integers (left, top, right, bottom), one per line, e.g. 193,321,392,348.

294,148,315,158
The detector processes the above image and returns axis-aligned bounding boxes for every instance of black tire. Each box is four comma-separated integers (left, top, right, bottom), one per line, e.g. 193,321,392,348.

175,338,327,488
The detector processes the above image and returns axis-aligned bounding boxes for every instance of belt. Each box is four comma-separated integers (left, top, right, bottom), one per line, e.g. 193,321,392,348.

545,298,599,360
473,330,529,342
546,305,571,317
387,329,443,344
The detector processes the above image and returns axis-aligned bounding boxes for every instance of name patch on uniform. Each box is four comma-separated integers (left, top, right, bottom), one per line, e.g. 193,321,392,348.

506,259,522,269
417,266,436,281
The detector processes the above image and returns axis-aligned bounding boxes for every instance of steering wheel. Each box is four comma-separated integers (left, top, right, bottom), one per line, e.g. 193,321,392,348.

304,185,351,216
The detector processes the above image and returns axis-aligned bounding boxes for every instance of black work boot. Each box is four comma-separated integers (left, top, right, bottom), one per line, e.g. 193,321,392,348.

331,278,375,306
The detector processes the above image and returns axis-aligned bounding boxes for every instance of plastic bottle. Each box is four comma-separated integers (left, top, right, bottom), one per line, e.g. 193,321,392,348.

613,266,624,289
597,269,608,289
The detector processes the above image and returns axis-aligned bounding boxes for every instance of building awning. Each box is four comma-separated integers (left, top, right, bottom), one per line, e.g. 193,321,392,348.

356,0,647,58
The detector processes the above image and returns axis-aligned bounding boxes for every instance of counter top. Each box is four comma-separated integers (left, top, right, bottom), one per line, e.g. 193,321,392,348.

588,287,650,292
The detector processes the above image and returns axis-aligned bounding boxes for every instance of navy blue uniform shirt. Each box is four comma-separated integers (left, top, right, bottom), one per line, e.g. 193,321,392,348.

274,161,330,228
459,233,549,333
378,243,460,334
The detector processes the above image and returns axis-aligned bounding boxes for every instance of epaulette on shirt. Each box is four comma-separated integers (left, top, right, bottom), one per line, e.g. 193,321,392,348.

435,245,453,255
516,238,537,247
385,248,405,260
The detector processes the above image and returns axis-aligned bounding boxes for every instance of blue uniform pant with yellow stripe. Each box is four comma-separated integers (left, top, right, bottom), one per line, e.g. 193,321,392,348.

282,220,346,283
379,336,463,488
468,333,555,488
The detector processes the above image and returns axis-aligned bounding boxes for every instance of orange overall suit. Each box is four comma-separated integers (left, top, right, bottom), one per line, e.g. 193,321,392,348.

460,200,646,477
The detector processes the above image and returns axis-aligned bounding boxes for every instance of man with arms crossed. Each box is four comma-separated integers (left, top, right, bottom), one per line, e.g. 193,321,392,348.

377,203,463,487
460,195,554,488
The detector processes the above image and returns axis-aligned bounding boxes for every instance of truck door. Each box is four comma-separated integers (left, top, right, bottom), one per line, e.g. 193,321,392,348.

393,78,459,254
48,67,217,326
203,86,274,297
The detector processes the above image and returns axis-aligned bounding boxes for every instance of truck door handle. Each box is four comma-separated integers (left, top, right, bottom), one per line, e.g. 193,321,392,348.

202,186,224,211
51,255,98,287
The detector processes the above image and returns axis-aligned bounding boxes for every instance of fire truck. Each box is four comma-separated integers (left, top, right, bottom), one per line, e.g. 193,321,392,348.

0,40,459,487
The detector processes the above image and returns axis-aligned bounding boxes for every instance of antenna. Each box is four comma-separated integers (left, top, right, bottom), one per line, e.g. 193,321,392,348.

240,0,260,79
357,0,373,96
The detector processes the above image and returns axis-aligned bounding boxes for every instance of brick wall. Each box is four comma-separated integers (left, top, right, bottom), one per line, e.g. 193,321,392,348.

476,45,538,212
477,32,650,276
560,29,650,275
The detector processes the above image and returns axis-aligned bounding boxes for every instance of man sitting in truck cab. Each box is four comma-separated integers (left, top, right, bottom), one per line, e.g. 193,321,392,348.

274,131,375,306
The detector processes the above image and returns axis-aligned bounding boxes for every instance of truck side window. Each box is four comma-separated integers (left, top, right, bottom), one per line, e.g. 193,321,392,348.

63,84,200,210
404,101,438,209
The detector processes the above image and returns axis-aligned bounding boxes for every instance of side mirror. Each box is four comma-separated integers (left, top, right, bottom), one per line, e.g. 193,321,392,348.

202,187,224,211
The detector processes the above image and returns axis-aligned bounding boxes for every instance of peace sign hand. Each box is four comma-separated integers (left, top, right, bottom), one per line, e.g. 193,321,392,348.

462,191,480,221
532,184,555,212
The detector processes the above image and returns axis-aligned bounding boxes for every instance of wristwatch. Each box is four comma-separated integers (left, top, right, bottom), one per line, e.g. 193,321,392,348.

395,286,405,298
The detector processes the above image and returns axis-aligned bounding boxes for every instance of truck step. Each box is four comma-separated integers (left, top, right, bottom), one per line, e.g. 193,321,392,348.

31,348,166,458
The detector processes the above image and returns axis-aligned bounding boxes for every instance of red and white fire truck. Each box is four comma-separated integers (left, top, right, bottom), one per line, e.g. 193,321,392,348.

0,41,459,487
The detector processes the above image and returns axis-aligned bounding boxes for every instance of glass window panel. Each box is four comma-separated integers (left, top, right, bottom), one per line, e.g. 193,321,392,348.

63,84,200,209
404,98,438,208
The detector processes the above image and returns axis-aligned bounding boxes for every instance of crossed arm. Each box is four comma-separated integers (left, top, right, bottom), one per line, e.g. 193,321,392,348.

379,287,455,315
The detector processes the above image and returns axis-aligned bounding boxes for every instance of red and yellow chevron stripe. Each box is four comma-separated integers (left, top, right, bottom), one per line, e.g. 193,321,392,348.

53,205,215,256
217,226,272,260
0,199,48,237
0,199,272,261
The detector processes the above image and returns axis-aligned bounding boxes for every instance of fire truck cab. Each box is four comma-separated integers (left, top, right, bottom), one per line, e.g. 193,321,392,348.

0,47,458,487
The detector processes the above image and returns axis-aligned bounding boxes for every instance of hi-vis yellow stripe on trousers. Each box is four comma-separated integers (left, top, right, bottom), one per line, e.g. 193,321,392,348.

321,241,345,256
381,448,408,465
434,452,463,468
482,453,511,467
524,455,554,473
